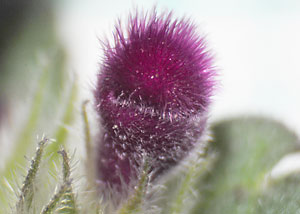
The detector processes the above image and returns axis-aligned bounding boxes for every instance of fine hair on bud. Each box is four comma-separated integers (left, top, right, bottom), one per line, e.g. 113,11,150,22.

94,8,216,199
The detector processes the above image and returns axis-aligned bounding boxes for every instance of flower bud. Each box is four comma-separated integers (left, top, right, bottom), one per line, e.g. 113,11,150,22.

95,9,215,192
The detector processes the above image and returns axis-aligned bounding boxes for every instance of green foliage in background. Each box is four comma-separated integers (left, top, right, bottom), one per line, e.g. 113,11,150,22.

192,117,299,214
2,111,299,214
1,2,300,214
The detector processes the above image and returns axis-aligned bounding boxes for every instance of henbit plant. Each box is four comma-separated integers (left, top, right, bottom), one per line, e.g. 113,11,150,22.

1,6,300,214
2,115,299,214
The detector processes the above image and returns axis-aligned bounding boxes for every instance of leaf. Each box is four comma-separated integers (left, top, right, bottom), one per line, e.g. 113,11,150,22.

16,138,49,213
45,79,78,165
40,183,72,214
0,71,48,207
118,160,150,214
192,116,299,214
166,140,215,214
41,149,78,214
256,174,300,213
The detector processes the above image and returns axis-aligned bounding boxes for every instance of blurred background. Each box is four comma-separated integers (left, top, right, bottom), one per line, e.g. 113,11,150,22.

1,1,300,212
1,0,300,177
54,0,300,133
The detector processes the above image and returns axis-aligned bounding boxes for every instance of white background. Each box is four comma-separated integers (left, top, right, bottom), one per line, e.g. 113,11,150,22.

56,0,300,136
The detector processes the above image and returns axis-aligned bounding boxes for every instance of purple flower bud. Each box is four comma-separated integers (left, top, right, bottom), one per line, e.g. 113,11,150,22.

95,9,215,192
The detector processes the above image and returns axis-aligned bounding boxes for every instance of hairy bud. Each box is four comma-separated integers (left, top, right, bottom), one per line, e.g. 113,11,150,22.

95,9,215,192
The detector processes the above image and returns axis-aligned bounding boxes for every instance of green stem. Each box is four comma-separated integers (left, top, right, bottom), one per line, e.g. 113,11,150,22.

16,138,48,213
169,142,212,214
40,183,70,214
118,160,150,214
45,79,77,164
82,100,96,190
57,149,78,214
0,70,48,205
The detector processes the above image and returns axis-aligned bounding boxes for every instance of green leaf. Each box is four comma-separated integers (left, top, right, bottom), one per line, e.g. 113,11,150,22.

16,138,49,213
0,3,69,209
192,116,299,214
166,140,215,214
41,149,78,214
45,79,78,165
0,71,48,207
40,183,72,214
256,174,300,214
56,150,78,214
118,160,150,214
